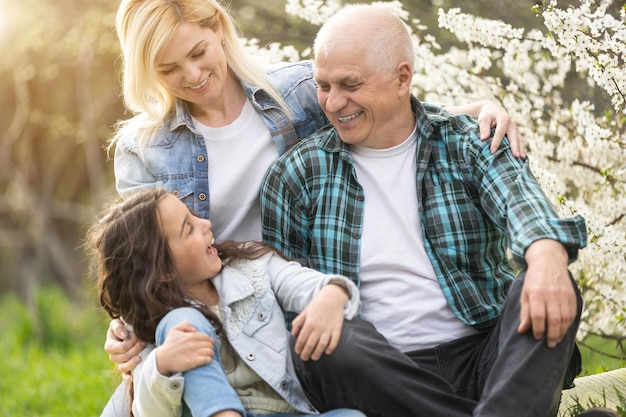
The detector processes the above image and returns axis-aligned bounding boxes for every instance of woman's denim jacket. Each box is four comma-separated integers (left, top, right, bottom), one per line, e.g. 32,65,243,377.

114,61,328,220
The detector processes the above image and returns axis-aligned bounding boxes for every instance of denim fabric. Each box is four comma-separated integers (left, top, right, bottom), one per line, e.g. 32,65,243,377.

156,307,245,417
212,255,359,413
114,60,329,221
109,255,361,417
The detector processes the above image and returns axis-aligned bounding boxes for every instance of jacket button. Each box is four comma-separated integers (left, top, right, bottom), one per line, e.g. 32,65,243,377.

172,190,180,197
280,380,289,390
197,155,205,162
246,353,255,361
199,193,207,201
257,311,267,321
170,381,182,390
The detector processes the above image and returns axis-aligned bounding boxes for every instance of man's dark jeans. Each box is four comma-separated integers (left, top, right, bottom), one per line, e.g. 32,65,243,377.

291,271,582,417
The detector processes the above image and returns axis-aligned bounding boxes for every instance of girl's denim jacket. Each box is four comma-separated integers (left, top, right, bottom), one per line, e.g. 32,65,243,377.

132,253,361,416
114,61,328,220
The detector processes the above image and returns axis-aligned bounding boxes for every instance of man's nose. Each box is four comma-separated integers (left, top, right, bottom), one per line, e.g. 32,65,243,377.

324,88,346,113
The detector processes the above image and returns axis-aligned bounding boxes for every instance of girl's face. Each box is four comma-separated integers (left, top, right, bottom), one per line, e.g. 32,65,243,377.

156,21,232,112
157,194,222,301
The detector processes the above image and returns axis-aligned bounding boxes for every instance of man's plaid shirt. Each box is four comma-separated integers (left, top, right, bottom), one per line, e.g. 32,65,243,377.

260,97,587,330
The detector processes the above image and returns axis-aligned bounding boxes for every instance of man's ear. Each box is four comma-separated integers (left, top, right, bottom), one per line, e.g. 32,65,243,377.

396,62,412,96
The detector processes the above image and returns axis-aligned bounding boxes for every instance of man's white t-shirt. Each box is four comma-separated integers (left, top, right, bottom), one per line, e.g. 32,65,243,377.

351,126,478,352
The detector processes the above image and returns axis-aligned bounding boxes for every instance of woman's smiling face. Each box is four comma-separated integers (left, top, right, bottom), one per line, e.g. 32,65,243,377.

156,21,230,109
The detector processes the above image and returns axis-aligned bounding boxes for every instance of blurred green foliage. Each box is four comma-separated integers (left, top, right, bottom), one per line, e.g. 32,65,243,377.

0,287,115,416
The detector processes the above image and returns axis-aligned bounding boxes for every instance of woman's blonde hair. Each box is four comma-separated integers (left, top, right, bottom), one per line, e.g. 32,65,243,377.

110,0,290,151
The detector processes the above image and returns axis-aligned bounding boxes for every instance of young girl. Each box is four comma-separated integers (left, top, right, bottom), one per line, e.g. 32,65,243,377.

88,188,364,417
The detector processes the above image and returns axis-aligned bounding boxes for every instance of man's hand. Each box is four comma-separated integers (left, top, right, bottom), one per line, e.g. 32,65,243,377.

104,318,146,380
155,322,215,377
291,284,349,361
519,239,577,348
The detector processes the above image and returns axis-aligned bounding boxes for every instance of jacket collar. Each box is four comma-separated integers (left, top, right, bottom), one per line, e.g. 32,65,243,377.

211,265,256,306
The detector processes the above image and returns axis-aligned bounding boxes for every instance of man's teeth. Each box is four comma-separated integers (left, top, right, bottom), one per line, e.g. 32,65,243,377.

190,78,208,90
337,112,360,123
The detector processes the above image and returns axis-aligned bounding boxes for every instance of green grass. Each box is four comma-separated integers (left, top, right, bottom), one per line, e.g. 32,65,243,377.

0,285,623,416
0,287,119,417
579,335,626,376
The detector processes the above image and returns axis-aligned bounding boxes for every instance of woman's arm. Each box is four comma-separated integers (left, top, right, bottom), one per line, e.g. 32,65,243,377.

445,100,525,158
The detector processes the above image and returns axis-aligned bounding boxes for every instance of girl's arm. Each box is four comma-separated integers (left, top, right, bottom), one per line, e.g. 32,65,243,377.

266,253,361,362
267,253,360,319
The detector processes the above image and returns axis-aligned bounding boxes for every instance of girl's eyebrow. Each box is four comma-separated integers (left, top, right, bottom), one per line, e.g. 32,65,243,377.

179,214,190,237
158,40,205,68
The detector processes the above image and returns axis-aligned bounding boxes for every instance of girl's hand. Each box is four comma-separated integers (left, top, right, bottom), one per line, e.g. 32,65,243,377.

291,284,349,361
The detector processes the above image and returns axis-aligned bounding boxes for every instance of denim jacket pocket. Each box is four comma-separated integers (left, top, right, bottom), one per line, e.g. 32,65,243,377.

242,292,288,352
156,175,194,197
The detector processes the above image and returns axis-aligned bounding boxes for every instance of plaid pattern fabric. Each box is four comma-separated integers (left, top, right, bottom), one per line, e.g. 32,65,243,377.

260,97,587,329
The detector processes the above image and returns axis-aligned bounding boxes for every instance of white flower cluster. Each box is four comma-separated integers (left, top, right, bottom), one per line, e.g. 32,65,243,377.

260,0,625,348
541,0,626,113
